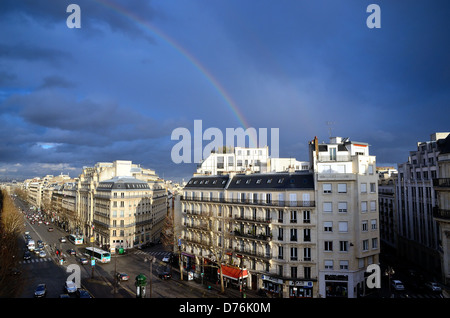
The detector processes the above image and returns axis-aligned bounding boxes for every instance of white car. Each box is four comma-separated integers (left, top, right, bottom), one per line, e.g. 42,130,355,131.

425,282,442,292
64,281,77,294
39,250,47,258
60,237,67,243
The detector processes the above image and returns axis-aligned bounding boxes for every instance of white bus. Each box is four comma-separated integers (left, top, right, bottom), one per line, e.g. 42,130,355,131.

83,247,111,263
68,234,84,245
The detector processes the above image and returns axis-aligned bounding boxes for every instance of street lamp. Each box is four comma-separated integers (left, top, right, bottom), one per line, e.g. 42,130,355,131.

144,256,155,298
384,266,395,297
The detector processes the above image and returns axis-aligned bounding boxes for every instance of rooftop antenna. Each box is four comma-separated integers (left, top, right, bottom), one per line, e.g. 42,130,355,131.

326,121,335,137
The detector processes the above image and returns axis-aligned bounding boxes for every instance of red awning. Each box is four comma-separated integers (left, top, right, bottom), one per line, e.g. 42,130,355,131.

219,265,248,280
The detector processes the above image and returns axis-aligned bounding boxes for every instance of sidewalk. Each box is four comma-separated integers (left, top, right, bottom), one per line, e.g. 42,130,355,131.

170,267,264,299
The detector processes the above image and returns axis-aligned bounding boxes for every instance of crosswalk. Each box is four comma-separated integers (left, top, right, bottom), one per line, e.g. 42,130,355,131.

19,257,53,265
396,293,444,299
133,250,172,258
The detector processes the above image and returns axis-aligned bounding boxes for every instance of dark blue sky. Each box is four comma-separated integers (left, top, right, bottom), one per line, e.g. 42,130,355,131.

0,0,449,182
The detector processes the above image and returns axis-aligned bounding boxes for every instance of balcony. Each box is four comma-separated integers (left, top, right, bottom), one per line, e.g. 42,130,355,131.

433,178,450,188
233,247,271,261
433,207,450,220
181,195,315,208
233,230,272,242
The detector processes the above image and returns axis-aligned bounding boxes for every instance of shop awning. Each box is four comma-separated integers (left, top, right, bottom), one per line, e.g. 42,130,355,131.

219,265,248,280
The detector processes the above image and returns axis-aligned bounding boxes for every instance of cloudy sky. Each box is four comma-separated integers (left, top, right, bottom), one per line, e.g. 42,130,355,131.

0,0,449,182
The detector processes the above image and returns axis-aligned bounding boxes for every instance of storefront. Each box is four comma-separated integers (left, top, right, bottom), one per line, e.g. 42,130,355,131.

261,275,284,298
288,280,314,298
219,265,248,289
324,274,348,298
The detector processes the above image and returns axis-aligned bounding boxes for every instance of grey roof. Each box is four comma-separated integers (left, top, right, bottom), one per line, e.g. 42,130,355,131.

97,176,149,190
184,172,314,191
184,175,230,189
228,172,314,190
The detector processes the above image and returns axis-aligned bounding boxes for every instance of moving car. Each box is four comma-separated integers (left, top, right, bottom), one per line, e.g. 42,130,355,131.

64,281,77,294
117,273,129,281
60,237,67,243
78,257,88,265
23,251,31,260
425,282,442,292
39,250,47,258
158,271,172,280
34,284,47,298
391,280,405,291
67,249,77,256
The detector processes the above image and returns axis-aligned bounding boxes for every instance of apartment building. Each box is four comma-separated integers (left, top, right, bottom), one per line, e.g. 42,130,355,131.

179,135,378,298
76,160,167,250
396,132,449,277
309,136,379,298
378,168,398,252
180,171,317,298
433,134,450,284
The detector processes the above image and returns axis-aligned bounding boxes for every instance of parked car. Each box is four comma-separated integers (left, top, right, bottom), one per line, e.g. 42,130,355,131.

158,271,172,280
64,281,77,294
117,273,129,281
391,280,405,291
425,282,442,292
34,284,47,298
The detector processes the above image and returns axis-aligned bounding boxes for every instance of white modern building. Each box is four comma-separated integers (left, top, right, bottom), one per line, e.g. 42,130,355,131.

309,136,379,298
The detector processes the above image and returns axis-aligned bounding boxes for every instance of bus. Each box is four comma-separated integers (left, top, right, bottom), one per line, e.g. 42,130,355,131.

83,247,111,263
68,234,84,245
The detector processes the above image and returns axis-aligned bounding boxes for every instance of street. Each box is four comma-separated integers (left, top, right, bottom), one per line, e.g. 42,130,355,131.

15,196,234,298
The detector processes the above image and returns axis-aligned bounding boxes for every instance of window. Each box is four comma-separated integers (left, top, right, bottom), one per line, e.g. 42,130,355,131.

361,201,367,213
291,267,298,278
324,260,333,269
290,247,298,261
368,165,374,174
323,183,332,193
370,183,376,193
330,147,337,160
304,248,311,261
363,240,369,251
278,210,283,223
290,229,297,241
370,201,376,211
362,221,368,232
324,241,333,251
303,228,311,242
278,246,284,260
323,202,332,213
338,202,348,213
304,267,311,279
372,238,378,249
338,222,348,232
324,221,333,232
339,241,348,252
360,183,367,193
290,210,297,223
339,260,349,270
303,210,311,224
337,183,347,193
371,219,377,230
278,228,284,241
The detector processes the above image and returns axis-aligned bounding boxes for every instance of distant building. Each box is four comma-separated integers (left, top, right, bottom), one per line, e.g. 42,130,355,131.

195,146,309,176
396,132,450,278
433,134,450,284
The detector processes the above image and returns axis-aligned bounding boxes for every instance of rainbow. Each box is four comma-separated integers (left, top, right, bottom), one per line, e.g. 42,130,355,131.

94,0,253,132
